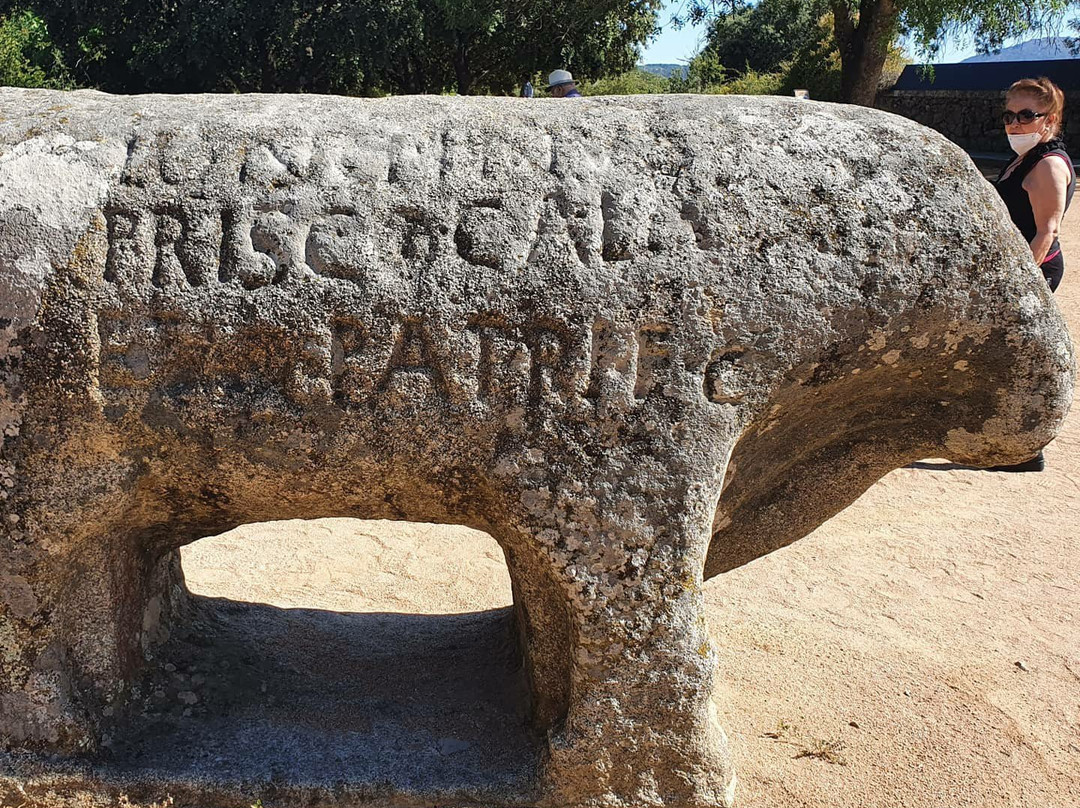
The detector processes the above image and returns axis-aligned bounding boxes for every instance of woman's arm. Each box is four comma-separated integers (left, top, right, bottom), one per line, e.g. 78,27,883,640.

1023,156,1071,264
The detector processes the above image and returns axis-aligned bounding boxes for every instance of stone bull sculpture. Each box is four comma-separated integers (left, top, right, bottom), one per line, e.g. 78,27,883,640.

0,89,1073,807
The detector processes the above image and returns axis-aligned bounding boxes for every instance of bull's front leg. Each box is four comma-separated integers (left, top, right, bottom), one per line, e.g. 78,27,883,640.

508,471,736,808
543,587,736,808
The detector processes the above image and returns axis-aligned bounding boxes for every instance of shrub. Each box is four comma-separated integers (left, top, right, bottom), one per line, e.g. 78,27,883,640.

669,50,727,93
581,68,670,95
714,68,785,95
0,8,73,89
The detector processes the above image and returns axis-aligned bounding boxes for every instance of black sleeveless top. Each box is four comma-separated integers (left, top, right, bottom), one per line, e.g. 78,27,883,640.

994,139,1075,262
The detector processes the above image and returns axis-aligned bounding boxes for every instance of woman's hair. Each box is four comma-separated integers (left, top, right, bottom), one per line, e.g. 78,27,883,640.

1007,77,1066,136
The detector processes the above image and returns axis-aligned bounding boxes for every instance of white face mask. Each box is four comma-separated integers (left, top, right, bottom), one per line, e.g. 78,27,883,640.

1008,131,1044,156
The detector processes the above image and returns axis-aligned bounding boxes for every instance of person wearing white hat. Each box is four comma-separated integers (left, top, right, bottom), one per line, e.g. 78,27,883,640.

547,69,582,98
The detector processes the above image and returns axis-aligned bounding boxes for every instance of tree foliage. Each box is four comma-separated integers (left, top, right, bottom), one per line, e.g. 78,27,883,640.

0,6,72,89
668,0,751,28
2,1,661,96
673,0,833,96
694,0,830,74
677,1,907,100
581,67,671,95
676,0,1078,104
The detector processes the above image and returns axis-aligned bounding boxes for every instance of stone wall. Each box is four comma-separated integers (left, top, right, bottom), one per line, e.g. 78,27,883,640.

876,89,1080,153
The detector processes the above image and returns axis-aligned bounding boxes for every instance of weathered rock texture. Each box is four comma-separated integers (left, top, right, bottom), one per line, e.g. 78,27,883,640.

0,88,1074,807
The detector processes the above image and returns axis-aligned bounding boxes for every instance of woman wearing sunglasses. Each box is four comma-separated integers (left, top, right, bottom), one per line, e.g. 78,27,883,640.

995,77,1075,292
992,76,1075,472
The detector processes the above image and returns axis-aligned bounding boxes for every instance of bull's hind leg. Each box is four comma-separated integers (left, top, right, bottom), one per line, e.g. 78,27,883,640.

506,480,736,808
0,514,188,753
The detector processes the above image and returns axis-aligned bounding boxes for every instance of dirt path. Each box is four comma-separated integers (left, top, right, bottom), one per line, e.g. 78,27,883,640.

183,191,1080,808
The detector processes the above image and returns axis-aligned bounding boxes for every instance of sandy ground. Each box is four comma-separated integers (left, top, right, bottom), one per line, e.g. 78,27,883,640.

182,203,1080,808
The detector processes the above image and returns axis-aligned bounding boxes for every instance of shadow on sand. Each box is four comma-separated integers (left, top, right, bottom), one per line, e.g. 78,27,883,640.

907,460,986,472
13,597,543,806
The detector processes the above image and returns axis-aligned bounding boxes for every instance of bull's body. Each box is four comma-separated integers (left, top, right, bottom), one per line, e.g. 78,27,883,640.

0,90,1072,807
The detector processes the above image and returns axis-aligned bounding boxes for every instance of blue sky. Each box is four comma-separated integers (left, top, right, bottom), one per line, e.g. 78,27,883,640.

637,3,986,65
638,8,709,64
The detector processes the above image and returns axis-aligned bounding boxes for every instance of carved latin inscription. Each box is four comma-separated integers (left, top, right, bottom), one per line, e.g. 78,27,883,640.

94,131,742,416
95,305,739,416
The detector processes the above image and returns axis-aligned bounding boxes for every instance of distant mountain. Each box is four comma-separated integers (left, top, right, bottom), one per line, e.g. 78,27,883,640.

962,36,1077,62
638,63,688,79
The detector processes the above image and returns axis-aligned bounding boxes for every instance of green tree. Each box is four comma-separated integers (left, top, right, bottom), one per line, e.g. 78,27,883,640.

0,6,72,88
694,0,828,74
21,1,433,94
422,0,662,95
680,2,906,100
669,48,728,92
779,10,845,99
581,67,670,94
1063,14,1079,52
669,0,751,26
676,0,1077,105
19,0,661,96
674,0,834,96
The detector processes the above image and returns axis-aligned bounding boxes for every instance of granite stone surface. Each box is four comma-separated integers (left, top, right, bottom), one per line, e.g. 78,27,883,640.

0,89,1073,807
